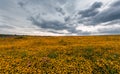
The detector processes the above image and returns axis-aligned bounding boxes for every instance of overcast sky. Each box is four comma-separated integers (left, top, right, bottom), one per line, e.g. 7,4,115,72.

0,0,120,36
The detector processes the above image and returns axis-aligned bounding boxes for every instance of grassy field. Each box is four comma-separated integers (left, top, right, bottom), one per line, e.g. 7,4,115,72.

0,35,120,74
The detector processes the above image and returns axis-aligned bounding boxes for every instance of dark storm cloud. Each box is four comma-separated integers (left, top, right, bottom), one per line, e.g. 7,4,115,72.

64,16,69,21
76,0,120,27
93,8,120,24
92,0,120,24
18,1,25,7
78,2,102,18
69,29,91,35
47,30,66,34
111,0,120,7
18,0,78,33
55,7,65,15
98,27,120,34
28,16,68,30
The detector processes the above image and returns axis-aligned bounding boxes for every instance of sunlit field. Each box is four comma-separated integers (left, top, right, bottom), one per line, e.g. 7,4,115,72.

0,35,120,74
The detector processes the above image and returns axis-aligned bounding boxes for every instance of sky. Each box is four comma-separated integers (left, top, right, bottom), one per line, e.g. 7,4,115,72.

0,0,120,36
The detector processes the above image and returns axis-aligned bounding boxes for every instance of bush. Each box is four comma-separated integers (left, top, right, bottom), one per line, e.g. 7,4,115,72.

15,36,24,39
47,52,58,59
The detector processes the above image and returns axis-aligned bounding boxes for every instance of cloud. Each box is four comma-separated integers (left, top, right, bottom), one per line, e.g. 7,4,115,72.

76,0,120,28
92,0,120,25
93,10,120,24
18,0,78,32
99,28,120,34
28,16,68,30
111,0,120,7
78,2,103,18
0,24,14,29
55,7,65,15
17,0,120,35
0,0,120,35
98,24,120,34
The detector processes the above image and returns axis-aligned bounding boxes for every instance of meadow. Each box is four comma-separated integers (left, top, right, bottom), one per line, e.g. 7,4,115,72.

0,35,120,74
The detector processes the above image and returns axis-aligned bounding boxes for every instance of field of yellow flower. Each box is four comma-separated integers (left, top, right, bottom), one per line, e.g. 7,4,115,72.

0,35,120,74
